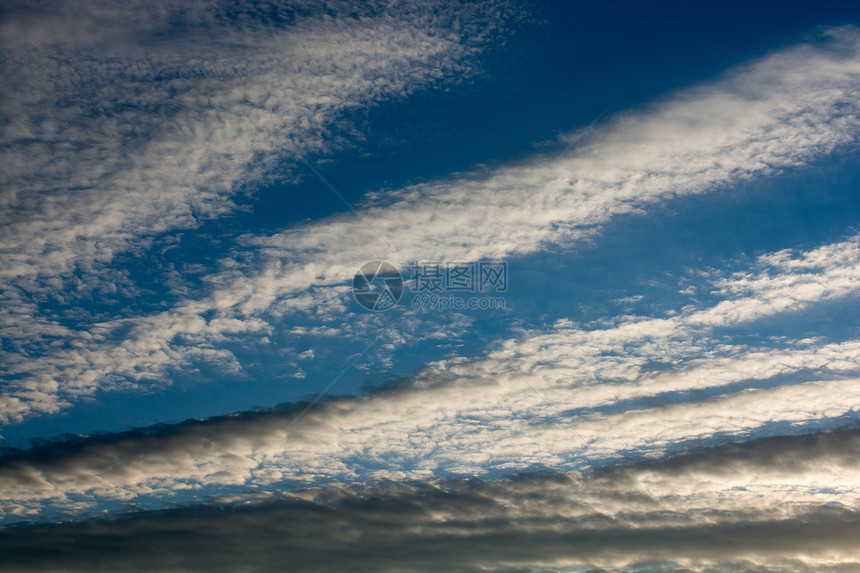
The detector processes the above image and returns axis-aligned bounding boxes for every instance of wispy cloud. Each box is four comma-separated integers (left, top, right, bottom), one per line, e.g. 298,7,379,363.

2,426,858,572
0,0,510,282
4,26,860,423
0,0,521,421
2,234,858,517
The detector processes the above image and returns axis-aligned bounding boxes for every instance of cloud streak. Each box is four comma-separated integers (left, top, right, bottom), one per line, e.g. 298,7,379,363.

1,426,858,572
0,0,521,421
5,7,860,570
1,234,858,517
4,26,860,423
0,0,509,282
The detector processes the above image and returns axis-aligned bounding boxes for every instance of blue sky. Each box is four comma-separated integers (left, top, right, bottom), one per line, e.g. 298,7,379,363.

2,1,860,571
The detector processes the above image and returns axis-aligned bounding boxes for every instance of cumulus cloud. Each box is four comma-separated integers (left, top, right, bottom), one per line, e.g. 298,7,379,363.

4,26,860,422
1,427,859,572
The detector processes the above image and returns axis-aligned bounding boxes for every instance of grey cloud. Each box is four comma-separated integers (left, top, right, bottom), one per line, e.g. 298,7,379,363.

593,422,860,487
2,320,859,517
1,427,859,572
2,235,860,513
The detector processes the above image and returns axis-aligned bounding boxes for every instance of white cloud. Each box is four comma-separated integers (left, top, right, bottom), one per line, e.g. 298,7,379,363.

2,234,859,516
5,27,860,423
0,0,509,283
0,0,520,420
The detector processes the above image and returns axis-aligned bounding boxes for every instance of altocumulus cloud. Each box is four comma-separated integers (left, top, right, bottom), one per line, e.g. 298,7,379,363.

1,426,858,572
3,25,860,423
0,0,513,281
0,0,522,422
1,235,858,518
3,9,860,572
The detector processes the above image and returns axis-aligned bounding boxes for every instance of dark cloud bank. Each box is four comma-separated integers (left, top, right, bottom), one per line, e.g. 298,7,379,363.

1,425,858,572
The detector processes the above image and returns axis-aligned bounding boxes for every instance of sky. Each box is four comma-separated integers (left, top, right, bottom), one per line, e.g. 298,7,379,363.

1,0,860,571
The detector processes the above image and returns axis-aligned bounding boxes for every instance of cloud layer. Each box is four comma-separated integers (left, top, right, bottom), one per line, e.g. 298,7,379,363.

1,426,858,572
2,234,858,518
0,0,521,422
4,6,860,571
4,26,860,423
1,0,509,282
